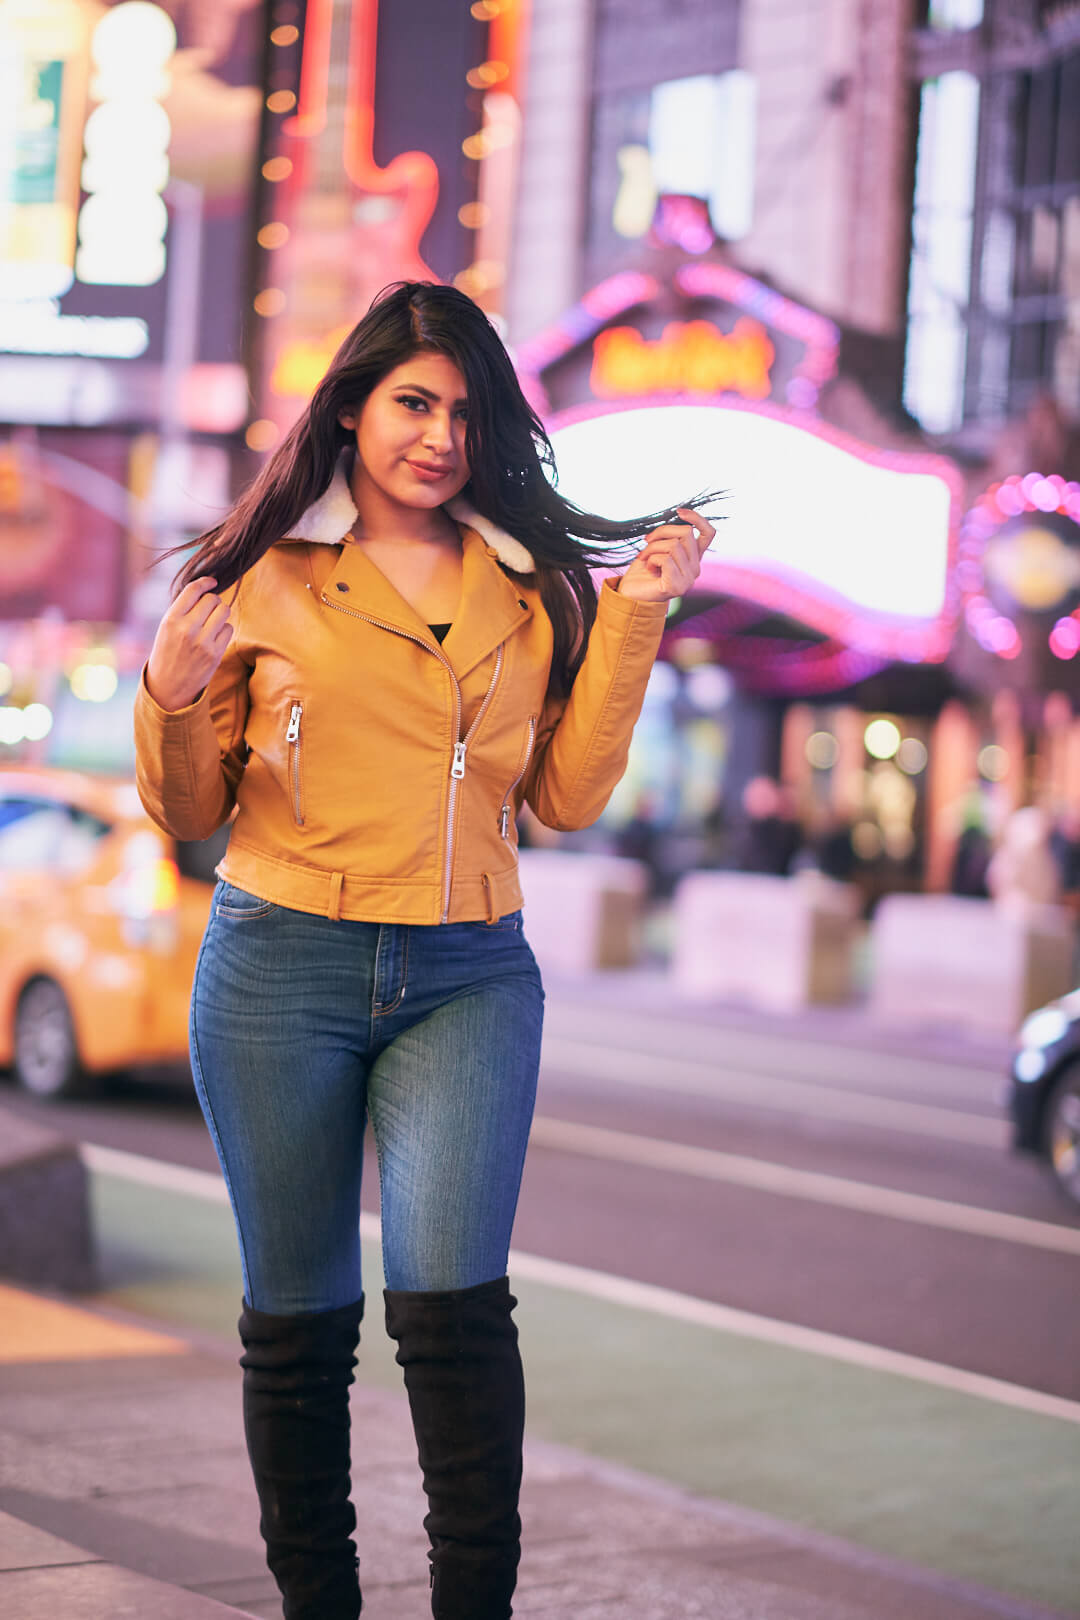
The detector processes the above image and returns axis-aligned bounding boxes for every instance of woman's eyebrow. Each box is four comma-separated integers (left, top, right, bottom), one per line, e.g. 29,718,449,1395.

394,382,468,407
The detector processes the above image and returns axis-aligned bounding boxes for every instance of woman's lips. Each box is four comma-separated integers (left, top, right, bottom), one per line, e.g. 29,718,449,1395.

406,460,455,482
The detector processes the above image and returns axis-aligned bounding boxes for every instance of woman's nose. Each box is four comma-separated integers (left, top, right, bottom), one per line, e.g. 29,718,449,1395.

421,413,454,452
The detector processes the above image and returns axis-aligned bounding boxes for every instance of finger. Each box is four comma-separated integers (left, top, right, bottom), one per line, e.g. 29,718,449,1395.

176,576,218,610
641,522,693,548
201,596,232,631
637,530,691,560
186,590,227,630
677,508,716,551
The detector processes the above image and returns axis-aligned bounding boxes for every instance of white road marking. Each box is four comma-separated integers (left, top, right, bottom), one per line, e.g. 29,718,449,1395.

82,1141,1080,1427
503,1250,1080,1428
526,1116,1080,1256
540,1034,1008,1147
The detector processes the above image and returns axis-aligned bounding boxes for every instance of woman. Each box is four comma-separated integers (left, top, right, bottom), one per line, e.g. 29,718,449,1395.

134,281,715,1620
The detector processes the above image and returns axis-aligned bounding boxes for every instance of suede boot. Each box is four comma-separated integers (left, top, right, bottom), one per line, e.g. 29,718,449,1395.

384,1276,524,1620
238,1295,365,1620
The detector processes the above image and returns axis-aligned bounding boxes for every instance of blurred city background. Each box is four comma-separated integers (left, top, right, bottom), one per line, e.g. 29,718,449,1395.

2,2,1080,1618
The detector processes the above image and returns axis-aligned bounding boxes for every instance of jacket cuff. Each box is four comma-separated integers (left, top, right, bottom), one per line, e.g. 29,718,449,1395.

596,576,670,628
137,663,209,720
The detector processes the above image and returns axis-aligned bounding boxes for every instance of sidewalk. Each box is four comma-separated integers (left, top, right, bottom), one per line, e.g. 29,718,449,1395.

0,1283,1072,1620
538,964,1016,1072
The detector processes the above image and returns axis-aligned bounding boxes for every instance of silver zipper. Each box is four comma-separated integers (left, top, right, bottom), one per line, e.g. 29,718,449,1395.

443,643,504,917
286,701,304,826
323,593,503,921
499,715,537,839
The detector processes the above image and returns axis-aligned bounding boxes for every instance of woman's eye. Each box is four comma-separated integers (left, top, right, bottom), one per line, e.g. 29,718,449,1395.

397,395,427,411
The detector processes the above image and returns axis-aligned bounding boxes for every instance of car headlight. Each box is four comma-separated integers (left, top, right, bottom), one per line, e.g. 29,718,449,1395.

1017,1007,1069,1050
1014,1049,1047,1083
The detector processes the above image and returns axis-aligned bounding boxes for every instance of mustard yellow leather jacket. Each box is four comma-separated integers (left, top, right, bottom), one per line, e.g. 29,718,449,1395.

134,466,667,925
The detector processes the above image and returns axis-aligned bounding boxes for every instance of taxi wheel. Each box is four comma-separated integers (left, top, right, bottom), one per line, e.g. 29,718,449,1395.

1046,1064,1080,1209
14,978,84,1099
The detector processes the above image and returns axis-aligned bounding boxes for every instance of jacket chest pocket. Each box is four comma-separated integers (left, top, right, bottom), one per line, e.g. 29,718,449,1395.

499,716,537,839
286,700,305,828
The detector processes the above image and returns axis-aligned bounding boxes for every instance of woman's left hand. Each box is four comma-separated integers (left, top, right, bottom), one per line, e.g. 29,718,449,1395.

615,507,716,605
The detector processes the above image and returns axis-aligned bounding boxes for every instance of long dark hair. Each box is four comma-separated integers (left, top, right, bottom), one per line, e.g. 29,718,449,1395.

171,281,715,698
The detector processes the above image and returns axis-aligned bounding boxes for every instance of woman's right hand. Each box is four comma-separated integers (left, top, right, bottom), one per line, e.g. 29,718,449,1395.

145,577,234,712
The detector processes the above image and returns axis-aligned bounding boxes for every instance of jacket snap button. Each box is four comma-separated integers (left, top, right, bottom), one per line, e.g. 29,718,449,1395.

336,581,350,592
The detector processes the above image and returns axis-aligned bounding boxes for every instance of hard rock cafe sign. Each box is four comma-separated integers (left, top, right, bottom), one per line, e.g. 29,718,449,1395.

590,316,774,402
516,260,841,419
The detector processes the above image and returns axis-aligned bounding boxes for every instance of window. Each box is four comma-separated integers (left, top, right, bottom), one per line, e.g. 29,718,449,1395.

590,69,756,280
908,41,1080,428
0,797,111,873
903,71,981,432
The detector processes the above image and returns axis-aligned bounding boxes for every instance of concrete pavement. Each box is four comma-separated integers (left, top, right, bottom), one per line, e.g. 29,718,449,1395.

0,1282,1074,1620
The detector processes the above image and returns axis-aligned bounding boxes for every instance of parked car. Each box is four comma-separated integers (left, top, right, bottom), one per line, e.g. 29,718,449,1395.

0,767,226,1097
1008,992,1080,1208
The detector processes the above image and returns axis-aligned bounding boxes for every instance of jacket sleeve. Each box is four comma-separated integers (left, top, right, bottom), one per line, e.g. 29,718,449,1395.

524,579,667,831
133,582,251,842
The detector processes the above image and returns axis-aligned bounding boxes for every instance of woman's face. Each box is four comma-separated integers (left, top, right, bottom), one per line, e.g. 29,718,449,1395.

341,352,471,514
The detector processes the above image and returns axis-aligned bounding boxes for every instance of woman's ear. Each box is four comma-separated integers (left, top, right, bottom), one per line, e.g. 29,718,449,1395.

338,408,357,430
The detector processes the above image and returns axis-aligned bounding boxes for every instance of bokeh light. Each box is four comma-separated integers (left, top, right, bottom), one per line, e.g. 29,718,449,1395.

254,288,286,316
246,419,279,452
805,730,839,770
896,736,928,774
864,718,901,760
22,703,53,741
977,744,1009,781
70,663,119,703
257,222,290,249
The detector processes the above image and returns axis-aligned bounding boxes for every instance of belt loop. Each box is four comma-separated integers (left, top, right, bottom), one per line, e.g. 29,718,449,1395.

328,871,344,922
482,872,497,925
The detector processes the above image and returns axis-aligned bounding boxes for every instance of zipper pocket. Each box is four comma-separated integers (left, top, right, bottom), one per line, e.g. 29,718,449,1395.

499,715,537,838
286,700,304,827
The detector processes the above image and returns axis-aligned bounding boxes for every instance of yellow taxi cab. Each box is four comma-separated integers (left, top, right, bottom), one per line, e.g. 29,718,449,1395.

0,766,224,1097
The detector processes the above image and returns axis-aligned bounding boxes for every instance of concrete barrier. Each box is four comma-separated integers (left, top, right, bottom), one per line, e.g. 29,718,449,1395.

671,870,860,1009
870,894,1075,1036
517,849,647,973
0,1107,97,1292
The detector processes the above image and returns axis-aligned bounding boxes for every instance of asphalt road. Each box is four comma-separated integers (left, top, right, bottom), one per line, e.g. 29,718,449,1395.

4,971,1079,1402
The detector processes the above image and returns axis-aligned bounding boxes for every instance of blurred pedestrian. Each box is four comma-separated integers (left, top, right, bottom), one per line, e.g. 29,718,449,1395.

134,281,717,1620
732,775,802,875
987,805,1061,913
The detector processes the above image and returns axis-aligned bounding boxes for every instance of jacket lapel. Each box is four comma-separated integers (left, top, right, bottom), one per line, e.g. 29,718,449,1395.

442,527,532,678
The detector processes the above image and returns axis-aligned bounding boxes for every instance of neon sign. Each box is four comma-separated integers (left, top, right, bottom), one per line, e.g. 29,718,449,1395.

958,473,1080,661
590,318,774,401
548,397,962,667
76,3,176,288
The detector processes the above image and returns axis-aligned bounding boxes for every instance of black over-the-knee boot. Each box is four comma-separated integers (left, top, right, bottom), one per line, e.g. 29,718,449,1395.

238,1295,365,1620
384,1276,524,1620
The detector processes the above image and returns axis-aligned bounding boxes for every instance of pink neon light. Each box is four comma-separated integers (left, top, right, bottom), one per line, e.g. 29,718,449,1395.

959,472,1080,661
1050,618,1080,660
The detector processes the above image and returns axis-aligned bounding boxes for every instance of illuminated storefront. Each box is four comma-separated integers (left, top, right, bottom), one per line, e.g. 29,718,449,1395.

515,235,982,891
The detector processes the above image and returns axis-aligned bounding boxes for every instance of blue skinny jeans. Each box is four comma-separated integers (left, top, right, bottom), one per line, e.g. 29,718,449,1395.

189,880,545,1314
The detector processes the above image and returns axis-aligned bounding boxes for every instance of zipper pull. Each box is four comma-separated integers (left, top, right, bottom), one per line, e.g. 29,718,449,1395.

286,703,302,743
451,741,467,780
500,805,510,838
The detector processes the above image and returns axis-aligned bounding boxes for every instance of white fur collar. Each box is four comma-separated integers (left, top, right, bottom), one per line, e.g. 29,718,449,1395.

284,455,534,574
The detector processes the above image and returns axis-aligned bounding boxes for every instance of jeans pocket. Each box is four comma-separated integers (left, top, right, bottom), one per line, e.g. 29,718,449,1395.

215,881,279,921
488,909,523,933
